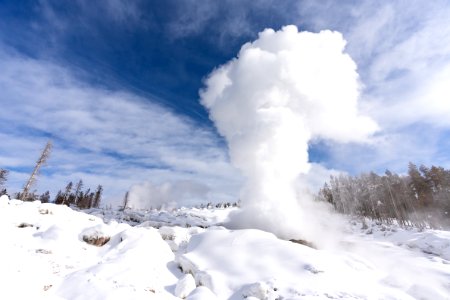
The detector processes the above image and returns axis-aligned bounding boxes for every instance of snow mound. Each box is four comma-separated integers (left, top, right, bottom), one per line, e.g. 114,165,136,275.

351,219,450,260
186,286,218,300
1,198,449,299
178,228,450,299
0,194,9,206
0,199,180,299
57,227,179,299
175,274,196,298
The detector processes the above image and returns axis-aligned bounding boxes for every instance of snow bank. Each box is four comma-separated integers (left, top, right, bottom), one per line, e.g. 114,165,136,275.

0,199,180,299
1,198,449,299
0,194,9,206
177,228,428,299
57,227,179,299
174,274,196,298
350,219,450,260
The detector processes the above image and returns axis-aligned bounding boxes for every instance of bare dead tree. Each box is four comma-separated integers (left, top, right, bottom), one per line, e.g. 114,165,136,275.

21,141,52,201
120,191,129,211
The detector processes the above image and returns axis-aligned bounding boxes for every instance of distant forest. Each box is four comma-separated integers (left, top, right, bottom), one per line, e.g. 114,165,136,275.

0,170,102,210
3,162,450,228
317,163,450,229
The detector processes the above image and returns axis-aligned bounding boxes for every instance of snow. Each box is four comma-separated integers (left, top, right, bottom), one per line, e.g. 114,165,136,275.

177,229,431,299
175,274,196,298
1,196,449,299
349,219,450,260
0,198,180,299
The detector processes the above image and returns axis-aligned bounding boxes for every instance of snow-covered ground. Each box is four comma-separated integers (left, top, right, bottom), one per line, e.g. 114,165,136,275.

1,195,449,299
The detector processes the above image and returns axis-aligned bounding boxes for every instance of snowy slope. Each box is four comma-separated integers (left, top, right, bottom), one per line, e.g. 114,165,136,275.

0,196,180,299
1,195,449,300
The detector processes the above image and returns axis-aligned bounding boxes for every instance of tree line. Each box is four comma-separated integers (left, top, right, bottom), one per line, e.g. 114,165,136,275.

0,169,102,209
317,163,450,228
53,180,103,209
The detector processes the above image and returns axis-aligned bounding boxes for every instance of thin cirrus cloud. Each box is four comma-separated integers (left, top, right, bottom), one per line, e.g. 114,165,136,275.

0,46,240,205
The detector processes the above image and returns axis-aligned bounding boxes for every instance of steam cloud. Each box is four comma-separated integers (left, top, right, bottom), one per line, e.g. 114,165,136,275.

200,25,377,245
128,180,210,209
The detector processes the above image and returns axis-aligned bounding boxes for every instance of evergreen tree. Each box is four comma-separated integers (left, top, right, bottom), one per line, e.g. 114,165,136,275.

0,168,8,190
93,185,103,208
73,180,83,204
39,191,51,203
63,181,73,205
408,162,432,206
54,190,64,204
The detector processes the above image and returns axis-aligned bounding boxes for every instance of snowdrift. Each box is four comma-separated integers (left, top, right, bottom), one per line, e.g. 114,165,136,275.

1,195,449,299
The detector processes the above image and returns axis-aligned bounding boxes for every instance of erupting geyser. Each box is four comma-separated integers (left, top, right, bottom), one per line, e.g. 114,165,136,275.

200,25,377,245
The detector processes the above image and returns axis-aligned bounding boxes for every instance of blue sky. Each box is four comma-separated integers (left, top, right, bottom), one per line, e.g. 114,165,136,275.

1,0,449,205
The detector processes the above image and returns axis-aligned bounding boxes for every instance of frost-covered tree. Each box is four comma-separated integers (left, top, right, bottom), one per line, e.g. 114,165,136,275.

317,162,450,228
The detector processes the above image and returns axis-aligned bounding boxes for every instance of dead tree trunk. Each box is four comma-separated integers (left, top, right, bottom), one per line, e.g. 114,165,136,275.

120,191,129,211
21,141,52,201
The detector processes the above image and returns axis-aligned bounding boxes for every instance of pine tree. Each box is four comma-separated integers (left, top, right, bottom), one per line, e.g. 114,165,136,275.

39,191,50,203
77,188,91,209
93,185,103,208
73,180,83,204
76,191,84,207
54,190,64,204
0,168,8,197
409,162,432,206
0,168,8,189
63,181,73,205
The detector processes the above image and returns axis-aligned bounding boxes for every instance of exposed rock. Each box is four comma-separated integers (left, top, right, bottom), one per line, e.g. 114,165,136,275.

80,224,111,246
289,239,316,249
35,249,52,254
17,222,34,228
82,235,110,246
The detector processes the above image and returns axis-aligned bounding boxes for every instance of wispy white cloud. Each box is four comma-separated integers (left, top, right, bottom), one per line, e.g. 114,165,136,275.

0,46,240,205
160,0,450,175
38,0,147,29
293,0,450,173
164,0,293,45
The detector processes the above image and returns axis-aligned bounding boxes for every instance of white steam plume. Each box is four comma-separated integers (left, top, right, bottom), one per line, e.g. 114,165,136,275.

128,180,210,210
200,25,377,245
